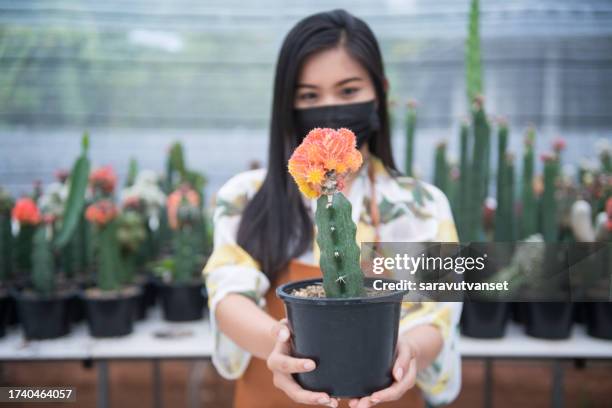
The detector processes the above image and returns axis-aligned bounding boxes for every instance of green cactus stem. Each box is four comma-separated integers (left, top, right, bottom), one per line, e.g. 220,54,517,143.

0,213,13,282
172,225,198,284
520,129,537,238
495,151,516,242
55,133,90,249
315,193,365,298
466,99,489,241
405,102,417,177
541,157,559,243
31,225,54,296
466,0,483,104
15,224,35,274
433,142,449,194
125,157,139,188
457,121,470,239
96,221,122,292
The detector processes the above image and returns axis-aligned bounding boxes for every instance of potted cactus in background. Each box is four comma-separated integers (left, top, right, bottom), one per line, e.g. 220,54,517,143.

13,200,73,340
81,165,138,337
276,128,407,398
0,188,14,337
153,184,207,322
120,169,167,309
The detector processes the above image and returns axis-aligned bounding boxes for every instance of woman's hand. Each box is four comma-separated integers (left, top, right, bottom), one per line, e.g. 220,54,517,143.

348,334,419,408
267,319,339,407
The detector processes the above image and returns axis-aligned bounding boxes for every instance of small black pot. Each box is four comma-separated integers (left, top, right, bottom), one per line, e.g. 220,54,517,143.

14,290,73,340
277,278,407,398
584,302,612,340
131,288,148,321
159,281,206,322
82,289,138,337
524,302,574,339
461,302,509,338
0,293,10,338
143,275,158,308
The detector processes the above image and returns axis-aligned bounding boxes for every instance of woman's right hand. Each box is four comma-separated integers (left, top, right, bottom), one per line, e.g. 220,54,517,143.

267,319,339,407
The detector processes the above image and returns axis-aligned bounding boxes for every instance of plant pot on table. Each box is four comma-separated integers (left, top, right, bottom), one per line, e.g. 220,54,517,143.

461,301,510,338
523,302,574,339
0,289,11,338
13,288,73,340
277,277,407,398
158,280,207,322
81,286,139,337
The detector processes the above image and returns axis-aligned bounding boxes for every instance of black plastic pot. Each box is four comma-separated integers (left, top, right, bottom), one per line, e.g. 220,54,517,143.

584,302,612,340
82,289,138,337
131,288,148,321
524,302,574,339
143,275,158,308
461,301,509,338
159,281,206,322
277,278,407,398
14,290,73,340
0,292,10,338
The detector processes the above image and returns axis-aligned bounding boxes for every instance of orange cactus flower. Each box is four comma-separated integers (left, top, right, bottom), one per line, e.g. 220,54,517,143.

288,128,363,199
12,197,41,225
90,166,117,194
167,185,200,229
85,200,118,226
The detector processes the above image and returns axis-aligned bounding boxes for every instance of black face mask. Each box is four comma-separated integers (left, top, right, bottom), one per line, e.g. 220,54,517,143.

294,100,380,148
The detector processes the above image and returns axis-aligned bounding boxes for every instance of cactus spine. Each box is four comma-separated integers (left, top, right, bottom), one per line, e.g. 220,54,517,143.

520,129,537,238
315,193,365,298
405,102,417,177
31,225,54,295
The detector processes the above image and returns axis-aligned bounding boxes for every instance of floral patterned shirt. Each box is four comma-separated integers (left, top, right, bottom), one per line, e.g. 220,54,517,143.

203,155,462,406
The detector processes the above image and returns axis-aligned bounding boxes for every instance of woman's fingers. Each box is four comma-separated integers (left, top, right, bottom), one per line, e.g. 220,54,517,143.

392,337,415,382
266,335,316,373
270,318,290,342
369,358,417,403
273,372,338,407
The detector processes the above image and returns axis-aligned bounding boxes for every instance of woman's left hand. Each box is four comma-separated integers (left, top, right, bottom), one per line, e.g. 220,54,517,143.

348,334,418,408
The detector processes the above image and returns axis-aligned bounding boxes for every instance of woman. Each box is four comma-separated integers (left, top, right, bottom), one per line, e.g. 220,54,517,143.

203,9,461,408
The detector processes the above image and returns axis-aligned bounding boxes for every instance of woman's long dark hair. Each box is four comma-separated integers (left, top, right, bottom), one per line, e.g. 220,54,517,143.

237,9,398,282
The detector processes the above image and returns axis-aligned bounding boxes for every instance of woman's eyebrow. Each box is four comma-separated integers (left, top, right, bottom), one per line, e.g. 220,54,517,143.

296,83,319,89
335,77,363,86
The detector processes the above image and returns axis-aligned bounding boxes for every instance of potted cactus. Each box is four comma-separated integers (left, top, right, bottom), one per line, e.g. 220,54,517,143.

81,166,138,337
152,184,207,322
0,188,14,337
276,128,407,398
116,203,148,320
12,198,74,340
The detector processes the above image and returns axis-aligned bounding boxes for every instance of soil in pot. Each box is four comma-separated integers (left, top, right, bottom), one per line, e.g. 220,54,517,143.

0,290,10,338
524,302,574,339
82,286,139,337
461,301,509,338
277,278,407,398
158,280,206,322
14,289,73,340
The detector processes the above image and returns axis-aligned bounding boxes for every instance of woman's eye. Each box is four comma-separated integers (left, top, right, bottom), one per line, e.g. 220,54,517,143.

298,92,318,101
340,87,360,97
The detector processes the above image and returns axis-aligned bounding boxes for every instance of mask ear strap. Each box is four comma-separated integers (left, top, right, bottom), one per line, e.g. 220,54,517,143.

367,158,381,246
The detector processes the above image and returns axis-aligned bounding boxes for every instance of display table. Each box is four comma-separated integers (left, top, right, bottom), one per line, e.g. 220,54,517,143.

0,308,611,408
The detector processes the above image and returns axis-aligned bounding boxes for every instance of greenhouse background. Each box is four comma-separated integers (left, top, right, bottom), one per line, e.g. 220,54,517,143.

1,0,612,197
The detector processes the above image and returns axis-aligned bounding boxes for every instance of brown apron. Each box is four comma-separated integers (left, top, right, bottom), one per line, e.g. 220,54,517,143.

233,259,424,408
